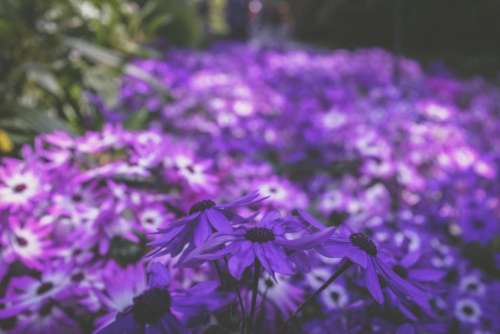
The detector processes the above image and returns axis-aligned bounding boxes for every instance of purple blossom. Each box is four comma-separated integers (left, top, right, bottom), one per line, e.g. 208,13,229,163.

95,262,227,334
187,211,335,279
148,192,265,259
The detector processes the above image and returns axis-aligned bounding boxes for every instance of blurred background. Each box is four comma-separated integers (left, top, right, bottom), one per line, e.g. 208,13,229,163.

1,0,499,154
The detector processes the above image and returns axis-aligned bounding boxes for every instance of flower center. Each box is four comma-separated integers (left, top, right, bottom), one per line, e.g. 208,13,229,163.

132,288,171,325
15,236,28,247
36,282,54,295
350,233,377,256
189,200,216,214
245,227,275,243
392,264,408,279
472,219,484,229
462,305,475,316
13,183,27,193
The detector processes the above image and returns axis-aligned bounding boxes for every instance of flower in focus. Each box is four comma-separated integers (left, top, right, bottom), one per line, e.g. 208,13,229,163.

148,192,265,259
188,211,335,279
318,232,431,317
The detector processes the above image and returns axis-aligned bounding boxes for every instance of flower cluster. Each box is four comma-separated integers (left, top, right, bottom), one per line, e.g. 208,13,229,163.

1,43,500,333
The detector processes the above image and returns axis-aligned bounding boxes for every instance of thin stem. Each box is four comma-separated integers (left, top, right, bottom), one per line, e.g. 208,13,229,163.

281,259,352,333
247,260,261,333
218,258,246,333
213,261,225,286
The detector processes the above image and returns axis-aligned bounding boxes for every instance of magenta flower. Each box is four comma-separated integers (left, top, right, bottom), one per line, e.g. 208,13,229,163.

0,157,45,210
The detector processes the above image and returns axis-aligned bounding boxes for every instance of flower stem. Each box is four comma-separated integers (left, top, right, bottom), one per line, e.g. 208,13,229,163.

281,259,352,333
247,260,261,333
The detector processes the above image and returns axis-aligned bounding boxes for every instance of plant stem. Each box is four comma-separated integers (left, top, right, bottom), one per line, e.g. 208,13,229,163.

280,259,352,333
247,260,261,334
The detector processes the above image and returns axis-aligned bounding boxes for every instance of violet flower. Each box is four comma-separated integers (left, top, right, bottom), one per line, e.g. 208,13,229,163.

148,192,265,259
187,211,335,279
318,233,431,314
96,262,227,334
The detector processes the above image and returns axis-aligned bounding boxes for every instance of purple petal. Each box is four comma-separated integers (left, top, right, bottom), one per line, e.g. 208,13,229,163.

400,251,421,267
193,214,211,246
259,211,281,226
277,226,336,250
319,243,368,268
206,209,233,232
366,258,384,304
186,280,219,295
96,312,142,334
220,191,266,209
293,209,326,230
254,243,273,274
263,243,294,275
147,262,170,288
408,268,446,282
228,242,255,279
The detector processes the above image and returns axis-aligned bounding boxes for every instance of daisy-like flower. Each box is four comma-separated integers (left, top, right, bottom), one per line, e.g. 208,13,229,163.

2,217,58,269
318,233,431,313
162,148,216,192
96,262,227,334
258,274,304,318
320,282,350,310
0,158,45,210
148,192,265,260
0,263,73,319
296,211,430,315
187,211,335,279
454,298,482,324
137,205,172,233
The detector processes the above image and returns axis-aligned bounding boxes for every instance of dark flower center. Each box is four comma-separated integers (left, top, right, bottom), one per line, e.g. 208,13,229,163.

462,305,475,316
265,278,274,288
466,282,478,292
392,264,408,279
13,183,27,193
472,219,484,229
36,282,54,295
350,233,377,256
71,272,85,282
330,291,340,302
132,288,171,325
189,200,216,214
15,236,28,247
245,227,275,243
72,194,83,202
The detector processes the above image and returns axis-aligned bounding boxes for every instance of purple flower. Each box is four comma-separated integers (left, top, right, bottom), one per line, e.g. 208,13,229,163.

0,156,46,210
318,232,431,316
187,211,335,279
96,261,227,334
2,217,59,269
148,192,265,259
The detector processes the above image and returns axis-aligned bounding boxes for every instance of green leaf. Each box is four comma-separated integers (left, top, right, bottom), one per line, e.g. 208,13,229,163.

124,108,151,130
15,106,71,133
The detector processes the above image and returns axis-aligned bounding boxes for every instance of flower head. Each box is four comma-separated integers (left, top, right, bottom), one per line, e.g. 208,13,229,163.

148,192,265,259
96,261,227,334
187,211,335,279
